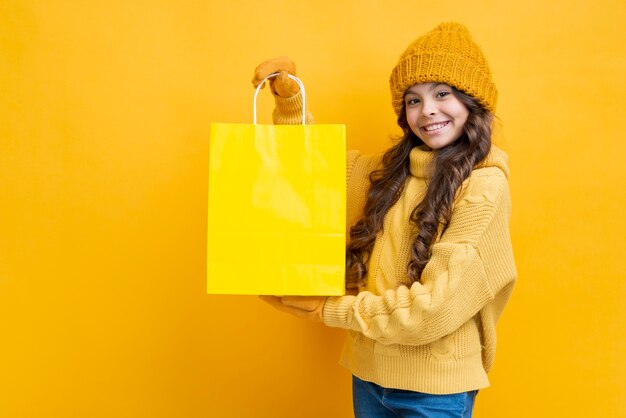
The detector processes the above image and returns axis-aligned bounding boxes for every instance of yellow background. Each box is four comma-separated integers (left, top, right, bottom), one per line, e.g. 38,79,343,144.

1,1,624,417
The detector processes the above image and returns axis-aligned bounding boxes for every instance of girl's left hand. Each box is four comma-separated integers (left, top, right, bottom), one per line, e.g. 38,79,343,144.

259,296,327,323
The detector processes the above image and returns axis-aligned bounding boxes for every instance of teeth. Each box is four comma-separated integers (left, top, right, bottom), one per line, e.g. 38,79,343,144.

424,122,447,132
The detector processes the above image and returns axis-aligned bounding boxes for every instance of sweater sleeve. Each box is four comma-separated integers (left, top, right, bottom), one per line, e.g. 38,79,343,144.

344,152,383,234
272,90,315,125
322,168,517,346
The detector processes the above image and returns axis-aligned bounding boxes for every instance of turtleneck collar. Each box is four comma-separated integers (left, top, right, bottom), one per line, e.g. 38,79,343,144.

408,146,434,179
408,145,510,179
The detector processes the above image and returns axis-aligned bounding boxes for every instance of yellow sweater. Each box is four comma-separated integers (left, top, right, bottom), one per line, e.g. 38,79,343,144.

275,92,517,394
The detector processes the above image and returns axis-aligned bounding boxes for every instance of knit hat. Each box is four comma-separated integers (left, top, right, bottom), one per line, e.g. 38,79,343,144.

389,22,497,115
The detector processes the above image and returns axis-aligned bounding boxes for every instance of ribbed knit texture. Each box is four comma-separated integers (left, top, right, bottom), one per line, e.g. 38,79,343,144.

389,22,498,115
272,91,516,395
272,90,315,125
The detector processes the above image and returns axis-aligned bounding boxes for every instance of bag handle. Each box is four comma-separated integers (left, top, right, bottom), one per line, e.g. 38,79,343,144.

253,73,306,125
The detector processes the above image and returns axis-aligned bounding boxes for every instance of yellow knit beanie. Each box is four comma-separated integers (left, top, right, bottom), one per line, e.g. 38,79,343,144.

389,22,497,115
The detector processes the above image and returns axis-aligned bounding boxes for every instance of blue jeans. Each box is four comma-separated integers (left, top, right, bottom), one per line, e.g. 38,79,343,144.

352,376,477,418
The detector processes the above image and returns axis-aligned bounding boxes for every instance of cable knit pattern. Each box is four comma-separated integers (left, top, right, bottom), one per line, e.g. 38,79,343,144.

272,93,516,394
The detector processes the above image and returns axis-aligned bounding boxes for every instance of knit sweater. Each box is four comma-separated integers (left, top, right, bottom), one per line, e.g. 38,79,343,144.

274,91,517,394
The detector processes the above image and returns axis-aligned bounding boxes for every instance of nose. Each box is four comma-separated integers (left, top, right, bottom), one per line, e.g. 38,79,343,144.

421,99,437,116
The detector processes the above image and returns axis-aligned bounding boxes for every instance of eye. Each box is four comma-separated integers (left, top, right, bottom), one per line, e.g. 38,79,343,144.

405,97,420,106
436,90,451,98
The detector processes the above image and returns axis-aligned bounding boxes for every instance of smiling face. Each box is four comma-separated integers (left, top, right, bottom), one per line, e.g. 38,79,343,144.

404,83,470,150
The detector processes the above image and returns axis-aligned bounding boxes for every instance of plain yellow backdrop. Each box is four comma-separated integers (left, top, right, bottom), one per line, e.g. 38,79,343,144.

1,1,625,417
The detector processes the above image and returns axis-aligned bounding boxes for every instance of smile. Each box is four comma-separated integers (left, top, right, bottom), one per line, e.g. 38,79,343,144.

422,121,449,132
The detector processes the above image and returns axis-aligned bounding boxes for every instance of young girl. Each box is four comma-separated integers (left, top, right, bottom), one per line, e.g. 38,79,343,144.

255,22,516,418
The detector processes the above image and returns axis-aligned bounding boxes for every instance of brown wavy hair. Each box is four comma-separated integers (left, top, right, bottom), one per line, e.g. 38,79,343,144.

345,87,493,287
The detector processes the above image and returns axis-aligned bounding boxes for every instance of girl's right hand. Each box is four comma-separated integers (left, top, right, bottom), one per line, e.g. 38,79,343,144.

251,57,300,98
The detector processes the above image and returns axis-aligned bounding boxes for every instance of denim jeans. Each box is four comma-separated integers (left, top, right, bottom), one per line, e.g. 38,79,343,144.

352,376,477,418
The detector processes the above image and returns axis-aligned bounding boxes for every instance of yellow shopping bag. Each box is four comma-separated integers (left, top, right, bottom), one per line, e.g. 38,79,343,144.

207,74,346,295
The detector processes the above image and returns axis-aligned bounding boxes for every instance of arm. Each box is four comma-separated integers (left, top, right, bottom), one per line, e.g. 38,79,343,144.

322,168,517,345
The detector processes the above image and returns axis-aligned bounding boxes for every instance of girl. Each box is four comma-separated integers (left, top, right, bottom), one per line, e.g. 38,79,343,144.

255,22,516,418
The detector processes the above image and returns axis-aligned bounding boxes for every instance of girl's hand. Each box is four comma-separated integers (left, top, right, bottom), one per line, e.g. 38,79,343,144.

251,57,300,98
259,295,327,322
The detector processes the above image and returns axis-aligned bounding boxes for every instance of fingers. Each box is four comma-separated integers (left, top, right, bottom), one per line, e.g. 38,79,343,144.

252,56,296,88
259,295,317,311
259,295,283,308
259,296,310,318
280,296,326,312
273,71,300,98
251,57,300,97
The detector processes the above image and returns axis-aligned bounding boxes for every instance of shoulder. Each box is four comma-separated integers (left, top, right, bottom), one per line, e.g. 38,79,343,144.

458,166,510,207
349,150,383,170
444,166,512,246
347,150,383,185
345,151,384,226
464,144,511,205
476,145,510,177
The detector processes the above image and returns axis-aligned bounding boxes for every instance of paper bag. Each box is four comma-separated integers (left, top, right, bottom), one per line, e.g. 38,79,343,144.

207,74,346,295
